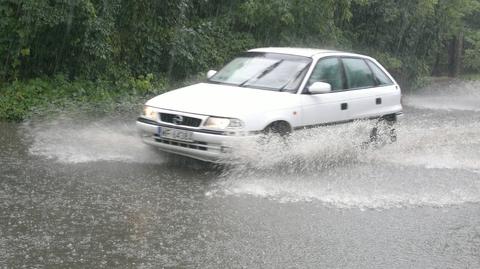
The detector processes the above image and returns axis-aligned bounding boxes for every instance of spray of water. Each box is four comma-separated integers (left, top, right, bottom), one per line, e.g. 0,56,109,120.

209,80,480,209
403,79,480,112
221,120,375,173
208,117,480,209
24,117,164,164
23,80,480,209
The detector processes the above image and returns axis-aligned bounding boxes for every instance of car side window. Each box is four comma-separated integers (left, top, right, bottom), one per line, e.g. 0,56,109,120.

342,58,375,89
307,57,343,91
366,60,394,85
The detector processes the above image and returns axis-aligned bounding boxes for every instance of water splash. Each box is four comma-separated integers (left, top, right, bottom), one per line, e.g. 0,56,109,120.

209,100,480,209
21,79,480,209
208,164,480,209
24,117,164,164
403,79,480,112
367,121,480,172
222,120,375,173
209,123,480,209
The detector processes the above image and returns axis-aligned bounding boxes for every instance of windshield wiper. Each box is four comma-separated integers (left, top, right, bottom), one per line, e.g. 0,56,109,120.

278,64,310,92
238,60,284,87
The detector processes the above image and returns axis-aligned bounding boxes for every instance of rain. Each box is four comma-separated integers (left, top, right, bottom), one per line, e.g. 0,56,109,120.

1,1,480,268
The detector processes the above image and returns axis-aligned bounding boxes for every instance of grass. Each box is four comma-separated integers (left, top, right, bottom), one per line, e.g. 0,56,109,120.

459,73,480,81
0,74,170,121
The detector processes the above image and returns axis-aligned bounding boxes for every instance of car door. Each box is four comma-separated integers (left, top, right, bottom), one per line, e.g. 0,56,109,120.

340,57,399,120
299,57,351,127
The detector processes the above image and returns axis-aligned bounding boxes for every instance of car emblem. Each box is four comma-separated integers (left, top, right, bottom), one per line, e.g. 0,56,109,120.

172,115,184,125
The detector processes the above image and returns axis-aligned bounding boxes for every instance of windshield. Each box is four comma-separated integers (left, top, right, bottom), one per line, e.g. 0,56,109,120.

209,52,311,92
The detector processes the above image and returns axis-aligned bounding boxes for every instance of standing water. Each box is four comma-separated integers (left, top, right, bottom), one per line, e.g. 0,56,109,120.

1,79,479,268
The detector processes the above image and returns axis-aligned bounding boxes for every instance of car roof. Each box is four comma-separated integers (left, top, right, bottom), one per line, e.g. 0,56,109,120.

248,47,365,58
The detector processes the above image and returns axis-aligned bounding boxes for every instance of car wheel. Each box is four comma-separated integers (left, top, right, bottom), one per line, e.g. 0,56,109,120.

369,118,397,146
264,121,291,136
259,121,291,145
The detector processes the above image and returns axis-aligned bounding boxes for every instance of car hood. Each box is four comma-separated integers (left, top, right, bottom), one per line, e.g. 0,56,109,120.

146,83,298,118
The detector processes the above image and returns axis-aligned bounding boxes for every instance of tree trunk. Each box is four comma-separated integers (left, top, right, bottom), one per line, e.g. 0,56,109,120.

431,51,441,76
448,32,464,77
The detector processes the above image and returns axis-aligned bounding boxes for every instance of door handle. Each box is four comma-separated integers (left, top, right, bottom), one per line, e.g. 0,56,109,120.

341,103,348,110
376,98,382,105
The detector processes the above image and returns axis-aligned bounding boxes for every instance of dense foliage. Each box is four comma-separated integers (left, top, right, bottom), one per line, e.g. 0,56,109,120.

1,0,479,120
0,75,168,121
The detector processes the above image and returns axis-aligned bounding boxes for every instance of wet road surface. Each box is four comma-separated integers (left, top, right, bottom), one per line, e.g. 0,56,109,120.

1,79,480,268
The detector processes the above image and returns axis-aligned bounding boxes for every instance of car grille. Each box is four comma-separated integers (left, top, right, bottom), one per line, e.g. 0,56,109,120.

159,113,202,127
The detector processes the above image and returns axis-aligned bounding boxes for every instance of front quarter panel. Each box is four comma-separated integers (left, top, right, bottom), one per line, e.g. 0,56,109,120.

240,107,301,132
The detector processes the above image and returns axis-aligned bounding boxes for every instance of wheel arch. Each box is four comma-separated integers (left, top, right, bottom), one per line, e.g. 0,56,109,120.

262,120,293,135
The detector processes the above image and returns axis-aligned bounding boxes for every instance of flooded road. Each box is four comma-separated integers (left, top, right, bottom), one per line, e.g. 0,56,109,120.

1,79,480,268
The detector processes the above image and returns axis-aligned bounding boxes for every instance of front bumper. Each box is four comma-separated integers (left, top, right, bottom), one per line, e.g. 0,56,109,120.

136,118,258,162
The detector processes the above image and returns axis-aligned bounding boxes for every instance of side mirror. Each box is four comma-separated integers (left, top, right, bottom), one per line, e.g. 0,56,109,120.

308,82,332,94
207,70,217,79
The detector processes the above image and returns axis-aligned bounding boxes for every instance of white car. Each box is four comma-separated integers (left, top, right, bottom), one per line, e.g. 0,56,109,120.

136,47,403,162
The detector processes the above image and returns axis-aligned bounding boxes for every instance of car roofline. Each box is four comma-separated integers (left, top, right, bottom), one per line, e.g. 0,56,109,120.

248,47,367,59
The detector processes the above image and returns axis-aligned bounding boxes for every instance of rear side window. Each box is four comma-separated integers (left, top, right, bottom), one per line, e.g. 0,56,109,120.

307,57,343,91
342,58,375,89
366,60,393,85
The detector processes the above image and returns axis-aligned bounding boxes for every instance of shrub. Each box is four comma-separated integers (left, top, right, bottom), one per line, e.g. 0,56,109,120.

0,75,168,121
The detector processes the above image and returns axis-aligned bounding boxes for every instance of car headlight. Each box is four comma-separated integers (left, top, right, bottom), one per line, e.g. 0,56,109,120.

142,105,157,120
204,117,244,129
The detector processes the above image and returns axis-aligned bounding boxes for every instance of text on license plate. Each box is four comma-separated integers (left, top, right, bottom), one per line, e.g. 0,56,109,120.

159,127,193,142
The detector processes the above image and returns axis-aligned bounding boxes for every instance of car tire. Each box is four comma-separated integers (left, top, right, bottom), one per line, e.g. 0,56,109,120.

264,121,291,136
369,117,397,145
259,121,291,145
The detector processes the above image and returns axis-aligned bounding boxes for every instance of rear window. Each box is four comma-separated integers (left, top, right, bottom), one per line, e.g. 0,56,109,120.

342,58,375,89
366,60,394,85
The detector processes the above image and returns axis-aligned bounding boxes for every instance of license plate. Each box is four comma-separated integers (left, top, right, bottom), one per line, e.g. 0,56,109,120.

158,127,193,142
